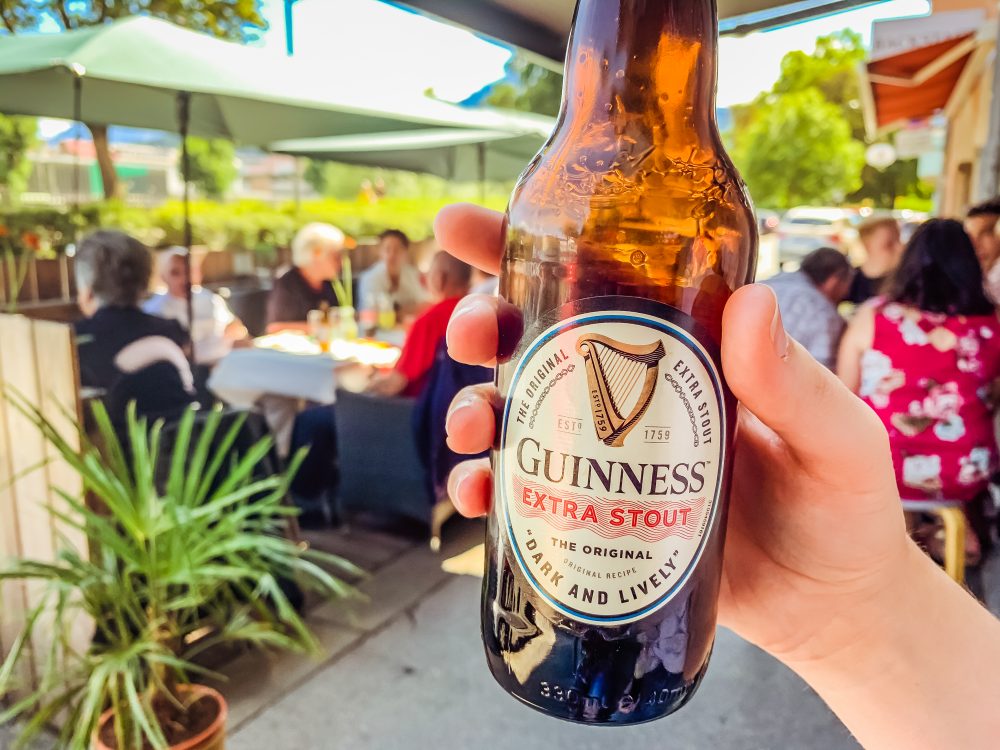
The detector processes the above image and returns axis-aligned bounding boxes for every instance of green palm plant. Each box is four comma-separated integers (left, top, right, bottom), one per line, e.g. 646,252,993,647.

0,398,360,749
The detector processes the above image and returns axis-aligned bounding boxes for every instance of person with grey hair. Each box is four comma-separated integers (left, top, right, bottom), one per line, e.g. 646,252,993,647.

73,230,195,419
266,222,346,332
143,247,247,365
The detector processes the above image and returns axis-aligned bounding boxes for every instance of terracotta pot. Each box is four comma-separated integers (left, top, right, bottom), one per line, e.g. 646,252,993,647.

93,684,227,750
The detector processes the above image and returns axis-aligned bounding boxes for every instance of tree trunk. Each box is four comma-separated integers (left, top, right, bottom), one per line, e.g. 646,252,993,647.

86,122,118,200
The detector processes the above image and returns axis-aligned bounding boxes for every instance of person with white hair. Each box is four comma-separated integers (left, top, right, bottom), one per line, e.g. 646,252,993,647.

143,247,247,365
266,222,346,333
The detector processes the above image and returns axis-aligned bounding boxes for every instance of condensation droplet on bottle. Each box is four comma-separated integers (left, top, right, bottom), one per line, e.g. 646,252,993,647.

615,69,625,79
596,160,605,168
604,103,614,113
602,58,610,71
630,251,647,266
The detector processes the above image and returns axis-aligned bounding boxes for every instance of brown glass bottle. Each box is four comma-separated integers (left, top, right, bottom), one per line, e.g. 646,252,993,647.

484,0,757,726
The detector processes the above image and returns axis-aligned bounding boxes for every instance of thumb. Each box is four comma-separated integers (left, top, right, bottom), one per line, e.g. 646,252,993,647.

722,284,890,478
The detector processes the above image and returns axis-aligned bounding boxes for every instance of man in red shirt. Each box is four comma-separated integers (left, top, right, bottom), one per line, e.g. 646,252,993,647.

367,251,472,398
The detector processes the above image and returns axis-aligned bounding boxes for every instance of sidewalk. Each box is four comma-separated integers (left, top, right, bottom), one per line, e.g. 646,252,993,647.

225,520,860,750
3,519,997,750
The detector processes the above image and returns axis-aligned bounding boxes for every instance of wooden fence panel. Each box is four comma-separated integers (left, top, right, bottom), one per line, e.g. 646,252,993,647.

0,313,87,690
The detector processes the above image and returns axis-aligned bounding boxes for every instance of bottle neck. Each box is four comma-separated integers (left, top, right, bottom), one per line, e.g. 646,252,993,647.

560,0,719,141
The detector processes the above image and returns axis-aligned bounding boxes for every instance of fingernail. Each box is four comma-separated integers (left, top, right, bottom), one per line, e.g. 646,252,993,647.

450,296,490,325
453,470,473,503
770,304,789,360
446,396,478,431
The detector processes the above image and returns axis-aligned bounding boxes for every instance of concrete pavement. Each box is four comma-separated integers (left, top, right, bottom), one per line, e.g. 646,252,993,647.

227,521,860,750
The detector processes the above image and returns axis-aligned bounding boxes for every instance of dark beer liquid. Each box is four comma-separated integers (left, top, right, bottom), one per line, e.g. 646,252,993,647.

484,0,757,725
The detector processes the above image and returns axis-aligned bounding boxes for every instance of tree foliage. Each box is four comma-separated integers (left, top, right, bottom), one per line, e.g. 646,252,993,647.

487,54,562,117
772,29,867,139
183,137,238,200
731,29,926,210
732,88,864,209
0,0,264,40
0,114,36,202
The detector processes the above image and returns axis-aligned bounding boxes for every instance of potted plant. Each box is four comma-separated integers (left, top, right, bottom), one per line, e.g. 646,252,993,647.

0,400,360,749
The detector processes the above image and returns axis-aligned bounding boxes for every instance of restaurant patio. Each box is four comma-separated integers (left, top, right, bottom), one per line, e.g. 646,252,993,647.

2,1,1000,749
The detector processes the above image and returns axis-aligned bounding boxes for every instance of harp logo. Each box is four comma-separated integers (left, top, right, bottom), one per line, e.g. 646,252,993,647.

497,304,727,626
577,334,667,448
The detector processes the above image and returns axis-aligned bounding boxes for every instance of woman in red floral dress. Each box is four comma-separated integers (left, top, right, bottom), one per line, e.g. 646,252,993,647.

839,219,1000,559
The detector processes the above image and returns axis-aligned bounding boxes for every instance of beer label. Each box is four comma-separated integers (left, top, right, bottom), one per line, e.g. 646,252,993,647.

498,300,726,626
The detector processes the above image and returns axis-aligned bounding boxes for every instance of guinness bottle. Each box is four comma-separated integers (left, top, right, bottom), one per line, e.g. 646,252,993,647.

484,0,758,725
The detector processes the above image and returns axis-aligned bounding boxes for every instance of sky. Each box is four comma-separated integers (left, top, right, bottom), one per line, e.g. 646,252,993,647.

259,0,933,108
37,0,933,141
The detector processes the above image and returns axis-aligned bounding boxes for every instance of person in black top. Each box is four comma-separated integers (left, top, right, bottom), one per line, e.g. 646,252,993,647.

74,231,195,421
846,217,903,305
266,223,345,332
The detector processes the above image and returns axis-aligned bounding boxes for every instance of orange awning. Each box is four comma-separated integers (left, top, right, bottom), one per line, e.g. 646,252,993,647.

866,33,977,132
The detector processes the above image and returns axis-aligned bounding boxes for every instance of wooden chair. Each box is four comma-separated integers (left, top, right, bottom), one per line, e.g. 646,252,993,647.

902,499,966,584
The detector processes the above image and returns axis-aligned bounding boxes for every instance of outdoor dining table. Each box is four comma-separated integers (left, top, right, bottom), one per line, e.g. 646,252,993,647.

208,331,401,456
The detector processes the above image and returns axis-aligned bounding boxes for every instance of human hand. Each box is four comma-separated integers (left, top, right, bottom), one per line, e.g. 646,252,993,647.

435,203,915,670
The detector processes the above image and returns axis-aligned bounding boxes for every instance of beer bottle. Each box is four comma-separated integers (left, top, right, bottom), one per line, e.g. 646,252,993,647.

485,0,757,725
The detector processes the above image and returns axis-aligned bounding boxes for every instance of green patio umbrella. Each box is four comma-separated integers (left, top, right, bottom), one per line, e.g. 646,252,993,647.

270,114,555,185
0,16,526,143
0,15,522,355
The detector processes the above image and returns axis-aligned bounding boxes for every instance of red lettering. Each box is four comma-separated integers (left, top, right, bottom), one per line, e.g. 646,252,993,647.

644,510,661,527
581,505,599,524
533,492,548,510
522,486,532,504
564,499,578,519
627,509,643,528
551,496,562,515
679,508,692,525
609,508,625,526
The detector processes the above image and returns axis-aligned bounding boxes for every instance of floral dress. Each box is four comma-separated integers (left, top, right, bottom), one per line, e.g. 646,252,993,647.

860,303,1000,502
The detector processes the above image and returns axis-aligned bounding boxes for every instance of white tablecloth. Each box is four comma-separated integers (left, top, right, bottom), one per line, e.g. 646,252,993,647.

209,348,351,456
208,338,400,457
208,348,346,409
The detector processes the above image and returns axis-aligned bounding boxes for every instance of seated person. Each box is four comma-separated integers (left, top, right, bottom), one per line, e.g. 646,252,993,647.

358,229,428,319
965,198,1000,302
847,217,903,305
267,223,345,332
143,246,248,365
367,252,472,398
762,247,853,370
74,231,196,420
413,339,492,500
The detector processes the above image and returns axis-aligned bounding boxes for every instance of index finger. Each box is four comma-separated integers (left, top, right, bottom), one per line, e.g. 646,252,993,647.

434,204,504,275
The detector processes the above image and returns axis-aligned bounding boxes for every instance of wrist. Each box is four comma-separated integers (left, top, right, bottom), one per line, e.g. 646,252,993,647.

781,543,1000,750
779,541,931,687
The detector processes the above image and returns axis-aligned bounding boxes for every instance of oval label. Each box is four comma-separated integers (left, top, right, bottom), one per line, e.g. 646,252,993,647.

498,309,726,626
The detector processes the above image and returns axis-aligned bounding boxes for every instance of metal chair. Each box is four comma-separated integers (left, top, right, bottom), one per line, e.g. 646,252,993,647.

902,499,966,584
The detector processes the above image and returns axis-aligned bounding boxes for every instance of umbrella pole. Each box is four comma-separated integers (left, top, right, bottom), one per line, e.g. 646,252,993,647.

177,91,196,366
64,73,84,302
478,141,487,204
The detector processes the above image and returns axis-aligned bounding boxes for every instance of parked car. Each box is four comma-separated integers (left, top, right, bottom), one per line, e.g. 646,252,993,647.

777,207,861,262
